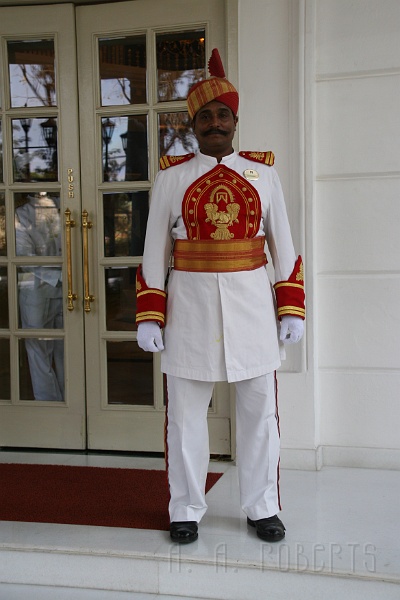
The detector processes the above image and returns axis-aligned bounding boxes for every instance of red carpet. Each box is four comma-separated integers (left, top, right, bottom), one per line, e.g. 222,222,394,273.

0,463,222,531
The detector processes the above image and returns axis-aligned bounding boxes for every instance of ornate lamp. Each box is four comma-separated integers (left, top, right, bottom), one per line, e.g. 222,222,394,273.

41,117,57,149
102,118,115,181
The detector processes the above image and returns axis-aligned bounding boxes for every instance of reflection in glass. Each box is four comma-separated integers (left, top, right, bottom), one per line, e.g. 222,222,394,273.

0,120,3,182
8,39,56,108
19,337,64,401
103,191,148,257
99,36,146,106
17,267,63,327
0,267,9,328
105,267,137,331
0,193,6,256
156,30,205,102
12,117,58,182
15,192,62,257
107,341,153,405
102,115,148,182
158,112,198,158
0,338,11,400
17,264,63,401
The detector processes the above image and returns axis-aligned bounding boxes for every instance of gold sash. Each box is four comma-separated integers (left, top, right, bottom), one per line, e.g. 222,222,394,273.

173,236,267,273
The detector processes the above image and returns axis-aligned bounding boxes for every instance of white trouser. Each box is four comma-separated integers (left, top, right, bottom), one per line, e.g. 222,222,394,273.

166,373,280,523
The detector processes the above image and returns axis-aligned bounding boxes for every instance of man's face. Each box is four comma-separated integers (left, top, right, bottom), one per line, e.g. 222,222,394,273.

192,100,238,160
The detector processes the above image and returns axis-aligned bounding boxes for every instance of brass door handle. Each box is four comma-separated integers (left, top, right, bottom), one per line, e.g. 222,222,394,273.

64,208,78,311
82,209,95,312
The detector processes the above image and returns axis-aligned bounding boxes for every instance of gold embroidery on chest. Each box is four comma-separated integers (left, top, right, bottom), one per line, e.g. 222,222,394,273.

182,164,262,240
204,185,240,240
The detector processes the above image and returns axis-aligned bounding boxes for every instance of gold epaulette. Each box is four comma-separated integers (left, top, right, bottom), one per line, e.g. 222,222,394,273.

159,153,195,170
239,151,275,166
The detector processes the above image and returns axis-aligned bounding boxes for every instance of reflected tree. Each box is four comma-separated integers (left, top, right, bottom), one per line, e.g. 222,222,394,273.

8,40,56,107
159,110,198,156
18,63,56,107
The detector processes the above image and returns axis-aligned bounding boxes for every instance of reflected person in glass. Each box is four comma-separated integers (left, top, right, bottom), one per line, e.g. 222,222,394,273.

15,192,64,401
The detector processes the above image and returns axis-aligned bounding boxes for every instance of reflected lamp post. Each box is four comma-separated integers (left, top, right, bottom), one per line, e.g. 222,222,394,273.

41,117,58,175
102,118,115,181
120,131,128,154
19,117,32,180
41,117,57,150
120,131,129,181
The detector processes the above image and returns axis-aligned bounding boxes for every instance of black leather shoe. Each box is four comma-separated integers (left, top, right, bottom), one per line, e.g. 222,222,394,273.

247,515,286,542
170,521,198,544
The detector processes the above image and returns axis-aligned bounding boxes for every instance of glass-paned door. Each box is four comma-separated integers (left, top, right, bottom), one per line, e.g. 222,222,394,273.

0,0,231,454
0,4,85,448
77,0,230,453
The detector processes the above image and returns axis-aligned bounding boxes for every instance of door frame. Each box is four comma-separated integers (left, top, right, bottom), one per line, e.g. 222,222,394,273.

0,3,86,449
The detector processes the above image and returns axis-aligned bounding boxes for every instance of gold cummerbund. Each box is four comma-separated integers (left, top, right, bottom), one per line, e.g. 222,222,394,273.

173,236,267,273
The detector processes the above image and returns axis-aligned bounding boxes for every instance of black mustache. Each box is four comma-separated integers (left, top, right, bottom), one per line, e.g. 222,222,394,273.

204,128,228,136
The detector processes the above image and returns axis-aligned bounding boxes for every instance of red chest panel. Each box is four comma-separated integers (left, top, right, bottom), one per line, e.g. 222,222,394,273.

182,164,262,240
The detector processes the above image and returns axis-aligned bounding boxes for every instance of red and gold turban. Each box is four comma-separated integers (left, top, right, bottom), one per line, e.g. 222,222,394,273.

187,49,239,120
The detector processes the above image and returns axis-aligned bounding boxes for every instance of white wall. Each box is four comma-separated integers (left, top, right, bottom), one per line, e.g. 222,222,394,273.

236,0,400,469
236,0,318,469
314,0,400,468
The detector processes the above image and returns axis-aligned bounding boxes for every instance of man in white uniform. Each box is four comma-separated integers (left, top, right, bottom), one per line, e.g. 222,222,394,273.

136,49,305,543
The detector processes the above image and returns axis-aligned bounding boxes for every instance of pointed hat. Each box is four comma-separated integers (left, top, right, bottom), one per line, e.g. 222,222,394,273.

187,48,239,119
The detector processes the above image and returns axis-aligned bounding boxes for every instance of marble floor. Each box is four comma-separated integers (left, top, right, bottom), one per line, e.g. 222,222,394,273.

0,451,399,600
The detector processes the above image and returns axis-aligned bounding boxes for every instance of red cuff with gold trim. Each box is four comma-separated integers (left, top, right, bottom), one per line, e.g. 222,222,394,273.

274,256,305,320
136,265,167,327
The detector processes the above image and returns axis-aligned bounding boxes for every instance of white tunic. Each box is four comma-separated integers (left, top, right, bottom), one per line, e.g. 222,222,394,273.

142,151,297,383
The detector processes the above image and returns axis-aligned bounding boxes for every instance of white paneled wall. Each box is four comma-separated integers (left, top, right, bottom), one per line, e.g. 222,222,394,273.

315,0,400,74
237,0,400,469
237,0,316,469
316,76,400,176
316,179,400,272
315,0,400,465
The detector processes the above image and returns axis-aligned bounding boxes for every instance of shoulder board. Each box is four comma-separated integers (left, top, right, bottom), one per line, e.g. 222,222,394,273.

159,153,195,170
239,151,275,166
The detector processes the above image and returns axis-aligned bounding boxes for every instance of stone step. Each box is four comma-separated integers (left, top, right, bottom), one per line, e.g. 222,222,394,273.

0,520,399,600
1,464,399,600
0,584,207,600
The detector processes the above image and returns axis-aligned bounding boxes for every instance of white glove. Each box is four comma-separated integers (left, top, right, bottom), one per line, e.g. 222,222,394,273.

279,316,304,345
137,321,164,352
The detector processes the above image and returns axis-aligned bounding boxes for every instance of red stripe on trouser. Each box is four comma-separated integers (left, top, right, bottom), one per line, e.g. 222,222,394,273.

163,374,170,494
274,370,282,511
